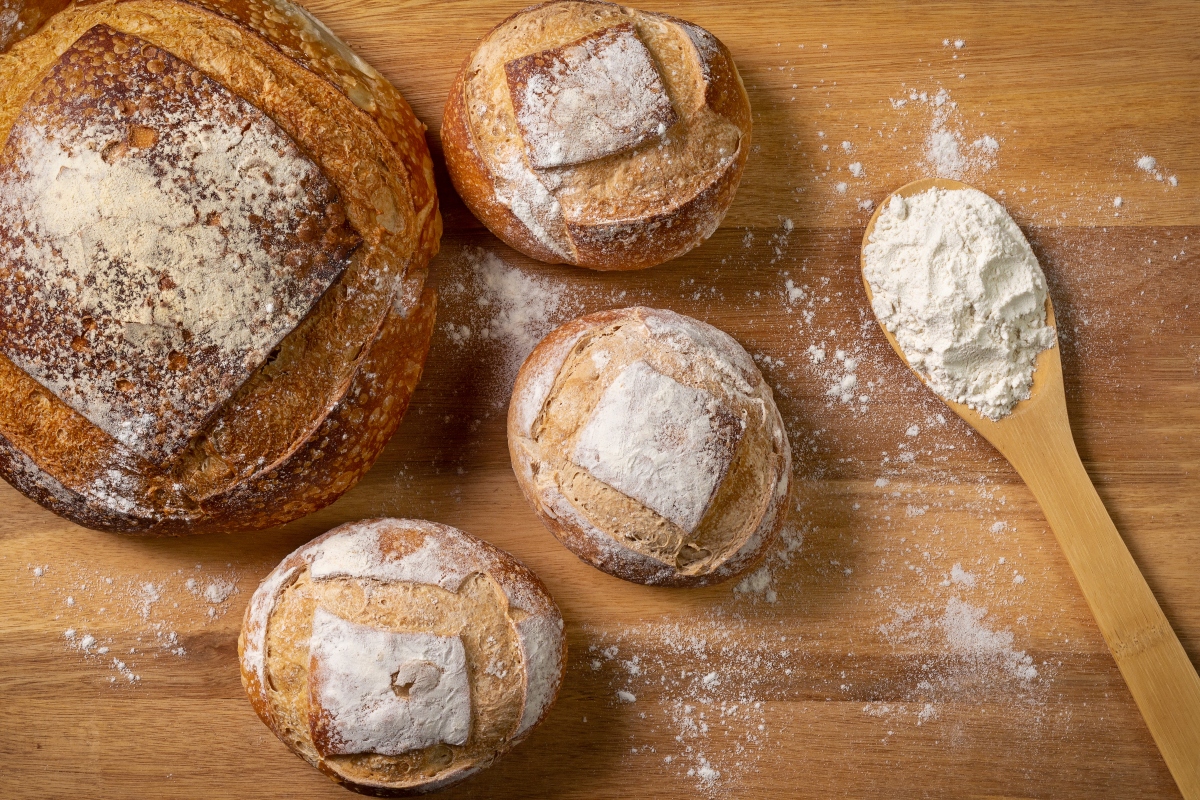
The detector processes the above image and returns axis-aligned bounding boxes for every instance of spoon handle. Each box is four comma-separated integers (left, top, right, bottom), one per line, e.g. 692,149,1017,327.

1010,434,1200,798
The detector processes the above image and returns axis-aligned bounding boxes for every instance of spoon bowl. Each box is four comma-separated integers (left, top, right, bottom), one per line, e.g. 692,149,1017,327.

861,178,1200,799
860,177,1063,449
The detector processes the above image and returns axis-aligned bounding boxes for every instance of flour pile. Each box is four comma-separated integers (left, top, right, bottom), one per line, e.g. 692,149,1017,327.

863,187,1056,419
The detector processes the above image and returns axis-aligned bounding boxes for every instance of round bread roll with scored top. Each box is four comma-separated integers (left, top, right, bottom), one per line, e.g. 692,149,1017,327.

508,307,791,586
0,0,440,534
240,518,566,795
442,0,751,271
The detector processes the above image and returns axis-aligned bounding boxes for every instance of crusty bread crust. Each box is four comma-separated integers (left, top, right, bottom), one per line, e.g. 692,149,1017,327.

239,518,566,796
0,0,70,54
508,307,792,586
442,49,566,266
442,0,751,271
0,0,441,534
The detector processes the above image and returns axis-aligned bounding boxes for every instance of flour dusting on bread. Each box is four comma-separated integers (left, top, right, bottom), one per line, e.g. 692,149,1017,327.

514,614,566,735
572,360,744,533
308,518,555,615
0,26,356,461
241,565,299,687
489,152,572,259
506,23,675,169
240,520,566,793
509,308,791,586
309,609,472,756
308,520,459,586
446,1,752,269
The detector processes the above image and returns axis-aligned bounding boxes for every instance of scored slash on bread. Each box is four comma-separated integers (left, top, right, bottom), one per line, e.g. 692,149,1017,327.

443,0,752,270
508,307,792,586
0,0,441,534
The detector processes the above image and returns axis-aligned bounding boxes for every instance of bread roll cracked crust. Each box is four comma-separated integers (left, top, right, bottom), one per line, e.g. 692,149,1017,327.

443,0,751,271
0,0,440,534
239,518,566,796
509,307,792,586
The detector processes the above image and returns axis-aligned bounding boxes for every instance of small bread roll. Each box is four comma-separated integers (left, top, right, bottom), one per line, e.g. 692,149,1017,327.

443,0,751,271
508,307,791,586
239,519,565,795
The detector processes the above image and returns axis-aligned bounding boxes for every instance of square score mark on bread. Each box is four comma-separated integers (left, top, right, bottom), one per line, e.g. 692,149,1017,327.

504,22,677,169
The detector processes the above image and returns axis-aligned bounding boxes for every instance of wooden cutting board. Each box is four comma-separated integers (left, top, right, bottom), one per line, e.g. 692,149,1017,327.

2,1,1197,798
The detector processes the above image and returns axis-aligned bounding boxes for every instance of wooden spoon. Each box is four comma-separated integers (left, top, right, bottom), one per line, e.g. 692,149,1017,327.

861,178,1200,799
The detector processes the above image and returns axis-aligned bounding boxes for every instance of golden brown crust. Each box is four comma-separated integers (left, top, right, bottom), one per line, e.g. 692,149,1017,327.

563,156,743,271
238,519,566,796
508,307,791,586
441,52,566,266
188,289,437,531
179,0,440,258
0,0,441,534
0,0,70,54
442,0,751,271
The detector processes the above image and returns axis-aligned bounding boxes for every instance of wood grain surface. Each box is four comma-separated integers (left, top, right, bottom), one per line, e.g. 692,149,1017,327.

2,2,1198,798
863,176,1200,797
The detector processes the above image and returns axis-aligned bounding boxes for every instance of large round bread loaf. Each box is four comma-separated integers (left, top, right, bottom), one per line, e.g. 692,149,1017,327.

240,518,566,796
0,0,440,534
442,0,752,271
508,307,791,586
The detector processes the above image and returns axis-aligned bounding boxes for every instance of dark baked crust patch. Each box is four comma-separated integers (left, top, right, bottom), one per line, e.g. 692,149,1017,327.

0,24,358,463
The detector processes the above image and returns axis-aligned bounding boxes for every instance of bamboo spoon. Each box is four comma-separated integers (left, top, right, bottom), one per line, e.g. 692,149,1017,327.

861,178,1200,799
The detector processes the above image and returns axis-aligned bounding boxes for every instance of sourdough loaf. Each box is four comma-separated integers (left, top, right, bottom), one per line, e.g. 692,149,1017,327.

443,0,751,271
508,307,791,586
0,0,440,534
240,518,566,795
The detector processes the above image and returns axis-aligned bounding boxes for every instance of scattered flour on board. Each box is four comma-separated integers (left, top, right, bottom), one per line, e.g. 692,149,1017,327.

187,576,238,609
733,515,806,606
863,470,1048,725
587,621,776,797
439,247,580,402
1135,154,1178,186
783,330,872,414
734,566,776,603
26,561,241,685
590,529,1046,798
765,224,884,418
921,88,999,178
876,591,1044,699
941,597,1039,680
885,85,1000,179
949,563,977,587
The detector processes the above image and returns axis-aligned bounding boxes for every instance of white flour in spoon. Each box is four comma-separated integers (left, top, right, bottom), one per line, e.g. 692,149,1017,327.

862,187,1056,419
